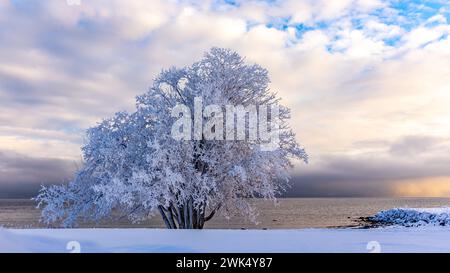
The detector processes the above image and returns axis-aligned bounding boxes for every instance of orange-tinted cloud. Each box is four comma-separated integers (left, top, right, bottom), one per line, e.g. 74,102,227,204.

391,177,450,197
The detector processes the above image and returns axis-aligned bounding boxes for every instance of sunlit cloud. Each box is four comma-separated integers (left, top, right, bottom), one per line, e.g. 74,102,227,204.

392,177,450,197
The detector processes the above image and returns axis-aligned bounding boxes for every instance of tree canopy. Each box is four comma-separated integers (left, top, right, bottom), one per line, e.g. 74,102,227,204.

36,48,307,229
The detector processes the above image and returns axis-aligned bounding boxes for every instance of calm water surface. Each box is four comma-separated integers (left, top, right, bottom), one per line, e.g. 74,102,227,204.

1,198,449,229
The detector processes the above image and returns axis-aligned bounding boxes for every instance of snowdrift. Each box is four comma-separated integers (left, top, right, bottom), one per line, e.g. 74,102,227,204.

370,208,450,227
3,227,450,252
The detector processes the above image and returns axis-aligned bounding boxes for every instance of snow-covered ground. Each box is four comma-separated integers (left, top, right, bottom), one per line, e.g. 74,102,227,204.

2,226,450,253
371,207,450,227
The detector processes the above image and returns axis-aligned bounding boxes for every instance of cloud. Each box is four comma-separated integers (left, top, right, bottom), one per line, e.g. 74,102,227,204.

287,134,450,197
0,0,449,197
289,156,450,197
0,150,77,198
389,135,443,156
392,177,450,197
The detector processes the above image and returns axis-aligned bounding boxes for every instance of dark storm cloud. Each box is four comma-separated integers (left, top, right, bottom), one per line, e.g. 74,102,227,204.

285,136,450,197
2,135,450,199
0,150,76,198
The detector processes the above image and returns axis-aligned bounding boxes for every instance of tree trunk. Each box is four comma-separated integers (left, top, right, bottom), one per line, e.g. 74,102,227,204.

158,205,172,229
198,203,206,229
158,201,220,229
187,198,193,228
176,204,185,229
183,201,189,229
167,206,178,229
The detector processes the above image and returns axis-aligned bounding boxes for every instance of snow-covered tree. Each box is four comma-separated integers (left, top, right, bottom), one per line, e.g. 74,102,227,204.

35,48,308,229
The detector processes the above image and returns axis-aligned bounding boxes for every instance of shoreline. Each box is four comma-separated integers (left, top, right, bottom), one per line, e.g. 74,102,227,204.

2,197,449,229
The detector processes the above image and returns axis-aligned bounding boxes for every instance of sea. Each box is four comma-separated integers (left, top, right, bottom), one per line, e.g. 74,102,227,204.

1,197,450,229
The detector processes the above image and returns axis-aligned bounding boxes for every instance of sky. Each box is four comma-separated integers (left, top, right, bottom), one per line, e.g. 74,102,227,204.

0,0,449,198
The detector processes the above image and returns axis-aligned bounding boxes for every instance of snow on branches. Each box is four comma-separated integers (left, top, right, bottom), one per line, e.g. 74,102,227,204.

35,48,308,229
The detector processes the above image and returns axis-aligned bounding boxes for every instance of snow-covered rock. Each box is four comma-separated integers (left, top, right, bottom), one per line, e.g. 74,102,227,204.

371,208,450,227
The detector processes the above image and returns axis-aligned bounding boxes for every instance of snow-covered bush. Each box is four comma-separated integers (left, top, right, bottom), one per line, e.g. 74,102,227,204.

35,48,307,229
370,208,450,227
